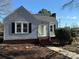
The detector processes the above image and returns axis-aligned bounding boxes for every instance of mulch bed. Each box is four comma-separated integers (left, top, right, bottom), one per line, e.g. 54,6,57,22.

0,44,71,59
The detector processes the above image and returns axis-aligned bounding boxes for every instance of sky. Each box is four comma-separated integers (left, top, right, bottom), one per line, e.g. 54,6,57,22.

2,0,79,27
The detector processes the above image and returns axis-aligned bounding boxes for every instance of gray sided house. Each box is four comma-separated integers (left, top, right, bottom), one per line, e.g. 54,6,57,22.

4,6,58,41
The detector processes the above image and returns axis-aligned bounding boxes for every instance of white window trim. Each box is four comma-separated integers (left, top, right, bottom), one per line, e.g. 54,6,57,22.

22,22,29,34
15,21,29,34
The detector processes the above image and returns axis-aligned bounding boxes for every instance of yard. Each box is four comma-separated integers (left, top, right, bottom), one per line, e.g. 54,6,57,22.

61,37,79,54
0,44,71,59
0,31,78,59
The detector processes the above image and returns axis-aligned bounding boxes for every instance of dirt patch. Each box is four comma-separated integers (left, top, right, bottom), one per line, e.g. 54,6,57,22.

0,44,71,59
62,37,79,54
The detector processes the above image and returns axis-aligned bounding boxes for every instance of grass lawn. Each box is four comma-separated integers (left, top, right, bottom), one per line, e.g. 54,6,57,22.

0,44,71,59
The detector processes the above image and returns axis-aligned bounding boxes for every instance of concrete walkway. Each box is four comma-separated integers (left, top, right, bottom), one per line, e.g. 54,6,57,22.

47,47,79,59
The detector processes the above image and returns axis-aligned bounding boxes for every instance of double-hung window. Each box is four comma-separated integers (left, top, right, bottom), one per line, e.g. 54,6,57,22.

11,22,32,34
23,23,28,33
14,22,30,34
16,23,21,33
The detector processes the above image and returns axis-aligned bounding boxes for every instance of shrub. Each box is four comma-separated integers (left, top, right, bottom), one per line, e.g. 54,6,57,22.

0,37,3,43
0,32,3,43
70,29,76,37
0,32,3,36
55,28,72,45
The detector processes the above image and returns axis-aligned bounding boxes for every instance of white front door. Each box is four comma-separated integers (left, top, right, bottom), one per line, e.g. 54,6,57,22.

49,24,55,37
38,25,47,37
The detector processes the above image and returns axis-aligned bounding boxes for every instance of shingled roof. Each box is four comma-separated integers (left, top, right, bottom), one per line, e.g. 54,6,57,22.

33,14,56,23
4,6,56,23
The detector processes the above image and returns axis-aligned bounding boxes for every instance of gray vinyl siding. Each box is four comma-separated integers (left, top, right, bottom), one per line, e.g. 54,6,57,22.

4,21,38,40
3,16,46,40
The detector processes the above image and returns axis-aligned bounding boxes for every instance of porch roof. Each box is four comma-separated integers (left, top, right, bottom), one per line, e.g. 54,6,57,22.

33,14,56,23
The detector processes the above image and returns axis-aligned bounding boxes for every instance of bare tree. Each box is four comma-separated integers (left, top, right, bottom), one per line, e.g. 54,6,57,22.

62,0,79,9
0,0,10,18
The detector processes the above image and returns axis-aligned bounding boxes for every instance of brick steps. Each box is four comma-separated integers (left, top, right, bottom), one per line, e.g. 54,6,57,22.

38,37,57,45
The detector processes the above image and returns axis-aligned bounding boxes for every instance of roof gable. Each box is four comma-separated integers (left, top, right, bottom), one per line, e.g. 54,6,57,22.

4,6,45,24
4,6,32,20
4,6,57,24
11,6,32,16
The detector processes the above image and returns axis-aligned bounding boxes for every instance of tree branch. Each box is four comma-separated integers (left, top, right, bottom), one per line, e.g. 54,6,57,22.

62,0,74,9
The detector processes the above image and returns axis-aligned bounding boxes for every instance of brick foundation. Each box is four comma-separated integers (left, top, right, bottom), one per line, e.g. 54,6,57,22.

3,39,39,44
3,37,56,44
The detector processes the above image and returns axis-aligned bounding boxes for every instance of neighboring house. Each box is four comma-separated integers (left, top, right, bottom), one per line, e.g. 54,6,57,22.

71,27,79,36
3,6,58,41
0,23,3,32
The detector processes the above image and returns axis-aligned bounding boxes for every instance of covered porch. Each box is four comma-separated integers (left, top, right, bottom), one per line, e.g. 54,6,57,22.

38,23,56,41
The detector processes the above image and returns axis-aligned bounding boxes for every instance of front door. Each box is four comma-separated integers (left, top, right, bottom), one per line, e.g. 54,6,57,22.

38,25,47,37
49,24,55,37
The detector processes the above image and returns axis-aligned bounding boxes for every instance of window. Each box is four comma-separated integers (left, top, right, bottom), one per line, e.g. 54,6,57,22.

50,25,53,32
17,23,21,33
15,22,32,34
23,23,27,32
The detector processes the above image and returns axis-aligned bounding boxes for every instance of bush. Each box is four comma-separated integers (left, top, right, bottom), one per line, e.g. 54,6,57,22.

70,29,76,37
55,28,72,45
0,32,3,43
0,32,3,36
0,37,3,43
